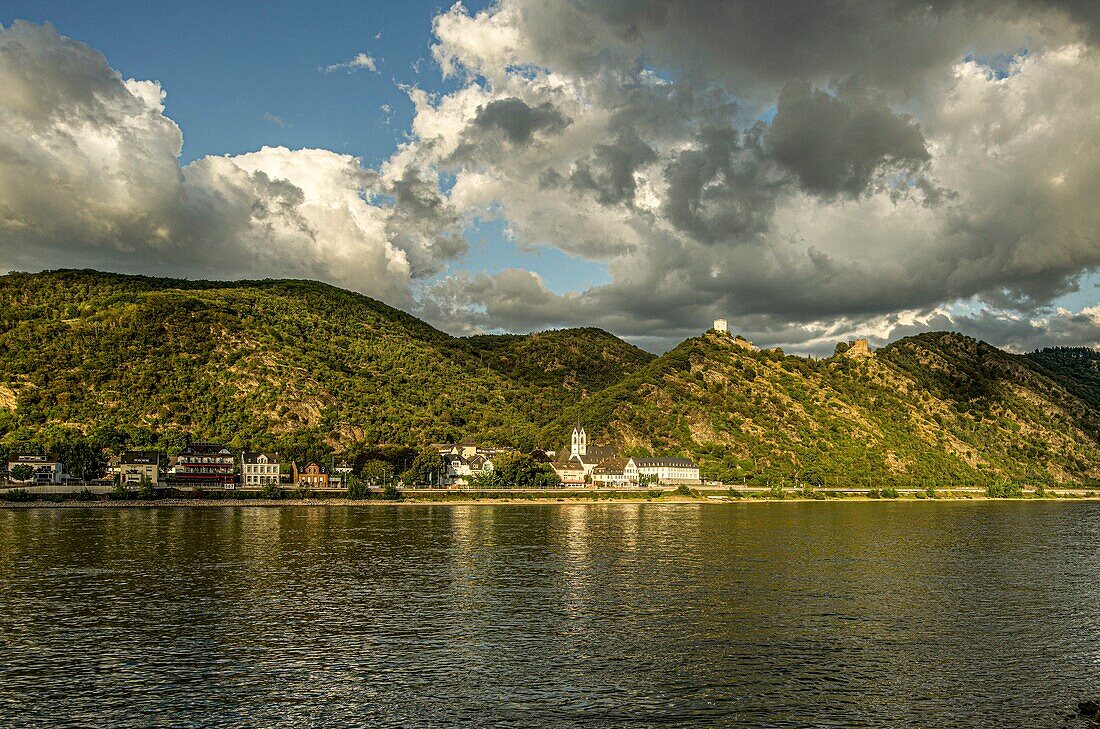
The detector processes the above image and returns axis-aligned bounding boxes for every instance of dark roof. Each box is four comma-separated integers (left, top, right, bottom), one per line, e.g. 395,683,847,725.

9,453,61,464
179,442,231,456
242,451,279,464
631,457,697,468
121,451,161,465
552,455,586,470
594,457,628,470
444,454,468,465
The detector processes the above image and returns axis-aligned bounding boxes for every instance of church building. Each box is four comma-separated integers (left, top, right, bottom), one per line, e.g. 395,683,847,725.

551,424,618,485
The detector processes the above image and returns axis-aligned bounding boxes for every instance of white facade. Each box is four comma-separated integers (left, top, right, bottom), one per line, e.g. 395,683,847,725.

7,454,65,484
241,452,281,487
591,469,630,485
119,452,161,486
629,457,701,483
713,318,728,333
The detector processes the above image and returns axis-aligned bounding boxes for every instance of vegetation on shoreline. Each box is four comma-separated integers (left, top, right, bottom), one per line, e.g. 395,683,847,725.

4,483,1098,506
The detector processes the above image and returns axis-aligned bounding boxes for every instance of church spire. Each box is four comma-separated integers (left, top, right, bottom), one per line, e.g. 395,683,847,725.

571,421,587,458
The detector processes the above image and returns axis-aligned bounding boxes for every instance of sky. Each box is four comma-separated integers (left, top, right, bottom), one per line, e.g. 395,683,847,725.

2,1,1100,354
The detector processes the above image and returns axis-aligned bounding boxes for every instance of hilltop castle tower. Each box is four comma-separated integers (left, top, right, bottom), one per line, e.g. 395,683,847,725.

713,318,728,334
570,423,587,458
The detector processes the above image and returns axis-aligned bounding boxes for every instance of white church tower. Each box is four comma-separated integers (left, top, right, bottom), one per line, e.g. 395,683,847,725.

571,423,587,458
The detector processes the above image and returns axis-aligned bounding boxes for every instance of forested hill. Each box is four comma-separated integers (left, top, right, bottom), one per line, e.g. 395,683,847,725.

539,331,1100,487
2,269,1098,488
1024,347,1100,410
0,269,650,459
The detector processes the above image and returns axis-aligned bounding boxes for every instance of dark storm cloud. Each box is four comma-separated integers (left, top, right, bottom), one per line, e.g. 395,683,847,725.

472,97,571,144
662,126,781,243
384,165,466,275
766,81,930,198
510,0,1064,98
569,128,657,205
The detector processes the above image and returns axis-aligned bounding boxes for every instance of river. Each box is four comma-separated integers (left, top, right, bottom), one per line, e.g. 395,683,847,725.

1,502,1097,727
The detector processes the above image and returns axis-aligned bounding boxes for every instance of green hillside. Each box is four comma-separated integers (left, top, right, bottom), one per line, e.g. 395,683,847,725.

541,331,1100,488
2,270,1098,488
0,270,649,460
464,328,655,394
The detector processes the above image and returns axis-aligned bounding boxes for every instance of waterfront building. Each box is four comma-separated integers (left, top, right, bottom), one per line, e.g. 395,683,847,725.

551,424,617,484
293,461,330,489
119,451,162,486
591,458,631,486
173,443,235,488
628,457,701,484
241,451,280,487
6,454,66,484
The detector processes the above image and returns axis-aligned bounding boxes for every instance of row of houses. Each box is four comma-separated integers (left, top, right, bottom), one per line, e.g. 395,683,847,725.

432,441,516,487
5,444,351,490
6,428,701,490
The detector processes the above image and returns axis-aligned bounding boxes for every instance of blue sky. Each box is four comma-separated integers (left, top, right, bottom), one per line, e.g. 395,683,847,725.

2,0,472,165
0,1,607,296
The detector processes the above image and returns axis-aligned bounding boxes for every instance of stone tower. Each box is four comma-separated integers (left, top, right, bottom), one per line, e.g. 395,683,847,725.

713,318,728,334
571,423,587,458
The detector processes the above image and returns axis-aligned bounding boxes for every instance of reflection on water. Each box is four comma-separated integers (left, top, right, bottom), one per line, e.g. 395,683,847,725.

1,502,1098,727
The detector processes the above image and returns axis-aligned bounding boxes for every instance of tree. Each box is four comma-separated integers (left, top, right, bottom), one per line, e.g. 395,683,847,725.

9,464,34,482
58,441,106,481
360,460,395,486
402,450,442,486
801,465,825,488
346,474,372,500
137,475,157,500
482,452,561,489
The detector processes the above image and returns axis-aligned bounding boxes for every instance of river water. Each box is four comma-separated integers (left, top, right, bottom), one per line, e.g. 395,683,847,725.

0,502,1098,727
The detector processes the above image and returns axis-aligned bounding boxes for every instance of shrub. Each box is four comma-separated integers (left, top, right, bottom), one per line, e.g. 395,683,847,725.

1,488,34,502
75,488,96,501
110,482,134,500
674,484,696,497
137,476,157,501
881,487,899,499
347,475,372,500
925,485,938,499
382,483,402,501
768,483,786,500
261,483,283,499
867,488,881,499
986,480,1024,498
